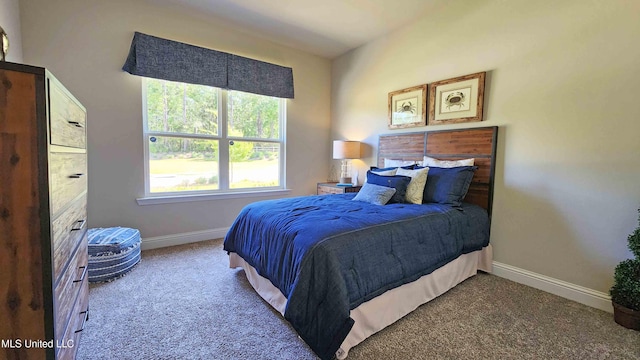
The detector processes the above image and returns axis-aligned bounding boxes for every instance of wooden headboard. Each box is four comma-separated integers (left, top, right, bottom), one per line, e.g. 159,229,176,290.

378,126,498,217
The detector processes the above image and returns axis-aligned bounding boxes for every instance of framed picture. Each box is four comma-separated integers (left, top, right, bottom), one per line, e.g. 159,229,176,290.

428,72,485,125
388,84,427,129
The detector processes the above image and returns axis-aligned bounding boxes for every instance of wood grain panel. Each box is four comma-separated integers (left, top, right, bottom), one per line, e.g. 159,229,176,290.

54,236,88,344
378,133,425,167
49,152,87,215
0,68,48,360
470,157,491,184
317,184,361,195
56,273,88,360
425,127,497,214
377,127,498,216
2,63,88,360
426,128,494,155
317,185,342,195
52,195,87,283
49,75,86,149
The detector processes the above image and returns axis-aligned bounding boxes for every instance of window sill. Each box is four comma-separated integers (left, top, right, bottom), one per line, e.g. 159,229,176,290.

136,189,292,205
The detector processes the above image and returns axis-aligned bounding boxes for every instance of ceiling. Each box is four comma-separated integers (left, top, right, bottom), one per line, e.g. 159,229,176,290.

152,0,439,58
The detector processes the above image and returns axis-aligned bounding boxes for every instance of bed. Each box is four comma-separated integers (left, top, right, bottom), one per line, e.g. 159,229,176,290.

224,126,498,359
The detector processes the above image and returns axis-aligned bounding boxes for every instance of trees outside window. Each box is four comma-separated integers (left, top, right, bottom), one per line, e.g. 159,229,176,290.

143,78,285,194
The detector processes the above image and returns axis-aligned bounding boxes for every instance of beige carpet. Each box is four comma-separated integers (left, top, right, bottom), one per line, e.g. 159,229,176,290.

77,239,640,360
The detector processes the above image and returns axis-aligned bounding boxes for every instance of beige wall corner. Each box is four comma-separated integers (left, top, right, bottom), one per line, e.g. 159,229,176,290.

331,0,640,295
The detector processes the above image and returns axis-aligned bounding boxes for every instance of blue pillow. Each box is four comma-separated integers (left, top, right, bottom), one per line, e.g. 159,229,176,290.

366,170,412,204
421,166,477,207
352,183,397,205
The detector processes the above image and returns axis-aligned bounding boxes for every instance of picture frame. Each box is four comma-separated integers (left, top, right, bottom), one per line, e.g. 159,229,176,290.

428,72,485,125
388,84,427,129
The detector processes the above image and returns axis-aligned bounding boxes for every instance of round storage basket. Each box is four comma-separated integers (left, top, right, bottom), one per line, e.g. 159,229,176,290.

87,227,141,283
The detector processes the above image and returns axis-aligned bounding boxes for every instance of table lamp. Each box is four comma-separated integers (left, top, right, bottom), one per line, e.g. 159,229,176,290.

333,140,360,186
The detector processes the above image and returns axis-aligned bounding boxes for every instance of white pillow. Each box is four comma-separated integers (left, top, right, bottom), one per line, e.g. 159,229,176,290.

396,167,429,205
384,158,416,168
423,155,474,168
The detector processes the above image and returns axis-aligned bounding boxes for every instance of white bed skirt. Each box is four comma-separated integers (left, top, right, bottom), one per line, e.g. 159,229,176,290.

229,244,493,359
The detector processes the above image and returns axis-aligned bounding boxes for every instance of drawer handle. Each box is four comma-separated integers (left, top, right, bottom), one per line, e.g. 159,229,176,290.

68,173,85,179
68,121,84,128
70,219,86,232
75,310,88,333
73,265,88,284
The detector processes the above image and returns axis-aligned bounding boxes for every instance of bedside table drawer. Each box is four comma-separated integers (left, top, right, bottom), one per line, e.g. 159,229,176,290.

317,183,362,195
317,185,342,195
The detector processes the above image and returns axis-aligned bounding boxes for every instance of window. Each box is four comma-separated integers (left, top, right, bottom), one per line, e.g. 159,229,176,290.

143,78,285,195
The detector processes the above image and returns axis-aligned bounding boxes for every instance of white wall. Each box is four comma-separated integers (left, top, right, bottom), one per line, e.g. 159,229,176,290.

0,0,22,62
331,0,640,294
19,0,331,238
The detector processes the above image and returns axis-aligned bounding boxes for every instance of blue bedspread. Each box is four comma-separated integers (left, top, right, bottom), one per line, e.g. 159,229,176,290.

223,194,489,360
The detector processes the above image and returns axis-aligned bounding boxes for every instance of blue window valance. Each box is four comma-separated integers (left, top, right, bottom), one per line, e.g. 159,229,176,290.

122,32,294,99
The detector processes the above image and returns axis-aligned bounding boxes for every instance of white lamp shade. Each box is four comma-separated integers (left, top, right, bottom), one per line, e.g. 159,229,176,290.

333,140,360,159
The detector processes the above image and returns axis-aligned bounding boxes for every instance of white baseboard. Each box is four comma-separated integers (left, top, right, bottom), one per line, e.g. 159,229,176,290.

141,227,229,251
492,261,613,313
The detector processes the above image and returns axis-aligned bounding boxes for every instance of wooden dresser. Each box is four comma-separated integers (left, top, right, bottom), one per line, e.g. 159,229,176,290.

0,62,89,360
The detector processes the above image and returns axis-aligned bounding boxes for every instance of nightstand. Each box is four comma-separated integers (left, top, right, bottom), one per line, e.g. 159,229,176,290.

317,182,362,195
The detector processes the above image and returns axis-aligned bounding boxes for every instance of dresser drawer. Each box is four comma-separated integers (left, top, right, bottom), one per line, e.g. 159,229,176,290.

49,77,87,149
50,152,87,215
56,274,88,360
54,235,88,343
52,195,87,283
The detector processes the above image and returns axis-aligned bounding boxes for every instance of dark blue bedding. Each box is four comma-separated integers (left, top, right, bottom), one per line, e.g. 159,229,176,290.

223,194,490,360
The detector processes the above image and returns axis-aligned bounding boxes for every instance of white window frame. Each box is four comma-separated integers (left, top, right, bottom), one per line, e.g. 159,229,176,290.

138,78,288,204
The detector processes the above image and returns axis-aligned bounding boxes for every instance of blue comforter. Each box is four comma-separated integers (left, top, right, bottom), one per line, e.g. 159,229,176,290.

223,194,490,360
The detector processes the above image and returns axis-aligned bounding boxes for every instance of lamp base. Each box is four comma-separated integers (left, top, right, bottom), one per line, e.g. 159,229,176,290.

339,177,352,185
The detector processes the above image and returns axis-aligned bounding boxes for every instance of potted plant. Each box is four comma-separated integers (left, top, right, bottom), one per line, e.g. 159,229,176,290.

610,209,640,330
